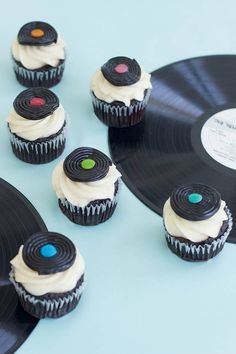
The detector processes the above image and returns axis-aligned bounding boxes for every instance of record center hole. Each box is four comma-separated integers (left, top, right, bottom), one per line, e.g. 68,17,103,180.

31,29,45,38
81,159,96,170
114,64,128,74
40,244,57,257
30,97,46,106
188,193,203,204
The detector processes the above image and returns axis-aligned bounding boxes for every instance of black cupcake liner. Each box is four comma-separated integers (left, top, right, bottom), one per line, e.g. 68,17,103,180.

13,58,65,88
9,121,66,164
10,270,84,319
58,180,121,226
91,88,151,128
164,207,233,262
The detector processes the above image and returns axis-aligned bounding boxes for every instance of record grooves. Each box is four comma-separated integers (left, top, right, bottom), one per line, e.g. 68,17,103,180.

109,55,236,243
0,178,47,354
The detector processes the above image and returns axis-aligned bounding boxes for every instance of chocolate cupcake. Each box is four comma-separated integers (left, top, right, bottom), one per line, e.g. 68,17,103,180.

91,56,152,128
52,147,122,225
9,232,85,319
163,184,233,261
12,21,66,88
7,88,67,164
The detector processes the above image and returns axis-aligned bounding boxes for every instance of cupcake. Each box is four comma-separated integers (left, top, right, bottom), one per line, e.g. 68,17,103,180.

7,88,67,164
12,21,66,88
9,231,85,319
91,56,152,128
52,147,122,225
163,184,233,261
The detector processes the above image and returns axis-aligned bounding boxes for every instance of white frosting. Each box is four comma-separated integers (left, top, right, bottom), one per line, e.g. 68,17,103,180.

7,104,65,141
163,198,228,242
10,246,85,296
52,160,121,207
91,69,152,106
12,36,66,70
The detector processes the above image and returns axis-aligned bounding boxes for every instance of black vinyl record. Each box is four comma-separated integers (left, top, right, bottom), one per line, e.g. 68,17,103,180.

109,55,236,243
0,178,47,354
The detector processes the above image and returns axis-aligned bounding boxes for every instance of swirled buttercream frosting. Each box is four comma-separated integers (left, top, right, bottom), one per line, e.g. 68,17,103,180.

52,158,121,207
91,68,152,106
163,198,228,242
11,245,85,296
12,35,65,70
8,104,65,141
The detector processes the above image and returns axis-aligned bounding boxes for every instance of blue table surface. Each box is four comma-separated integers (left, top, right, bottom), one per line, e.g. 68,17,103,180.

1,1,236,353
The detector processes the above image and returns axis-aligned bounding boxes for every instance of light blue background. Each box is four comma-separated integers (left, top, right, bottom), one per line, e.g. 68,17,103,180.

1,1,236,353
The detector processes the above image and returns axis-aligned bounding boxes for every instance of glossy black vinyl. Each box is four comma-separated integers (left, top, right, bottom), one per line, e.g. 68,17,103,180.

109,55,236,243
0,178,47,354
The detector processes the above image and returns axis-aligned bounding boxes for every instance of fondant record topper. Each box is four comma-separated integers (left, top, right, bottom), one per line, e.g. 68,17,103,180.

63,147,112,182
170,184,222,221
17,21,58,46
22,232,76,275
13,88,59,120
101,56,141,86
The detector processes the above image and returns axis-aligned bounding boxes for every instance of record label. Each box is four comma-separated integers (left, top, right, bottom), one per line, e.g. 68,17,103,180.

201,109,236,170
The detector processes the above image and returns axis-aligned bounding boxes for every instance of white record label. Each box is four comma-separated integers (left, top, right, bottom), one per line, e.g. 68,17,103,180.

201,109,236,170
